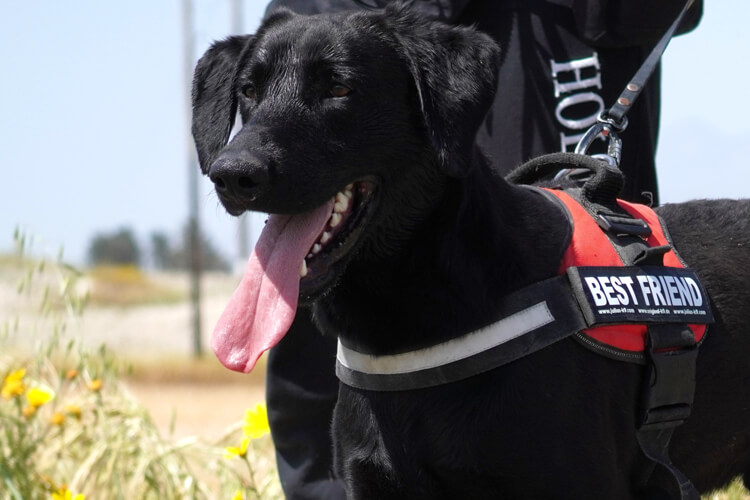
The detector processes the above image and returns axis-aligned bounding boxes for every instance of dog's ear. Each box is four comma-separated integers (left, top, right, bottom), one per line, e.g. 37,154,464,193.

191,35,253,173
385,5,500,177
191,9,297,173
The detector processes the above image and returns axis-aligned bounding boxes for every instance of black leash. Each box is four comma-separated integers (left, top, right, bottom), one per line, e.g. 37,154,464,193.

605,0,696,128
574,0,696,168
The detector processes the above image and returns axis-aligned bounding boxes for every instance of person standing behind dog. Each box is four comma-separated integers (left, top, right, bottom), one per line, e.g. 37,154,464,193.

259,1,703,498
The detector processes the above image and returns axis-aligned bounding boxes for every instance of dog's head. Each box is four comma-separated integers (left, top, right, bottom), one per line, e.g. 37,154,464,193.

191,4,499,372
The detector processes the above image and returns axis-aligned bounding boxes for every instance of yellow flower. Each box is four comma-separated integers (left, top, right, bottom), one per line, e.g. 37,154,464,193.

231,490,244,500
225,437,250,459
26,387,54,407
49,412,66,426
65,369,78,380
50,485,85,500
2,369,26,399
22,405,37,418
88,379,102,392
65,404,82,420
242,403,270,439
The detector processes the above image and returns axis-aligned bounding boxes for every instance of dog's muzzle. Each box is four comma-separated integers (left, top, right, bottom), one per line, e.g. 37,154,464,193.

209,151,271,212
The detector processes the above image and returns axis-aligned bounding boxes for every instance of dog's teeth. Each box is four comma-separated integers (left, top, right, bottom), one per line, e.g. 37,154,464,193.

320,231,332,244
300,260,308,278
312,243,322,255
330,213,342,228
334,192,349,213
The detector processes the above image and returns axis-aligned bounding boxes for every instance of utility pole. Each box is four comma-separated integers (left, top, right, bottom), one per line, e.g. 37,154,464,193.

182,0,203,358
231,0,250,272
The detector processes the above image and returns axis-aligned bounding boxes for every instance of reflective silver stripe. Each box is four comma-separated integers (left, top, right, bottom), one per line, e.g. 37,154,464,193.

336,302,555,375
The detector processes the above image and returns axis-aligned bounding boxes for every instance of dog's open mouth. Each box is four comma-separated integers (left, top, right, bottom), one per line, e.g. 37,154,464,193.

209,178,377,374
299,179,377,295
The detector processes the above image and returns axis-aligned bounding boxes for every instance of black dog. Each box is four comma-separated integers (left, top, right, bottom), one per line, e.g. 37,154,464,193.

192,5,750,499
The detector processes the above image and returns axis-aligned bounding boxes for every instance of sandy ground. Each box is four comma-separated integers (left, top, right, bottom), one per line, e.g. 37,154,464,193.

124,381,266,440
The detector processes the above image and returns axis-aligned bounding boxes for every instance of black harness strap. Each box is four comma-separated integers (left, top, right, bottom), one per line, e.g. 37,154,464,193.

637,324,699,499
336,273,588,391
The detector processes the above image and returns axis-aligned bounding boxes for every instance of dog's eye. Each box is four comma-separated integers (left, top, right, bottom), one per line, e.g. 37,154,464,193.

243,85,257,100
329,83,352,98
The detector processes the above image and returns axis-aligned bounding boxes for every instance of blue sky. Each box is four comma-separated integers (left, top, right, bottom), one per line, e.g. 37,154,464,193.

1,1,748,267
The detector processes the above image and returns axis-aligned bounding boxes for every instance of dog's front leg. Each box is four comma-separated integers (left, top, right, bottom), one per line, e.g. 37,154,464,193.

332,389,441,500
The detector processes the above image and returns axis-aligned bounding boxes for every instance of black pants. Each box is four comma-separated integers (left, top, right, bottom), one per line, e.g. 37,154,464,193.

266,311,346,499
262,1,690,497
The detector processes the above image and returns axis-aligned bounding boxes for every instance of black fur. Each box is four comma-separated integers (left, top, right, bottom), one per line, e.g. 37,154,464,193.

192,5,750,499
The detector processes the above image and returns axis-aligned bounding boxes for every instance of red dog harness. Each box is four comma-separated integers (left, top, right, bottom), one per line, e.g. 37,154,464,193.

547,188,707,357
337,183,713,390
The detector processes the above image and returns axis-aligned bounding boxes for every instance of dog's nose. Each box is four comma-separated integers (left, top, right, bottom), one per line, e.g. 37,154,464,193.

208,154,270,202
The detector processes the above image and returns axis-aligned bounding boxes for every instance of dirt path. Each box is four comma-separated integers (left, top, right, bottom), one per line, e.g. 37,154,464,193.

125,381,266,440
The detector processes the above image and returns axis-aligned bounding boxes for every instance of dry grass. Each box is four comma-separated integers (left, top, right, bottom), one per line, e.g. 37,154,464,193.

0,238,281,500
122,354,268,386
0,352,281,500
85,264,185,307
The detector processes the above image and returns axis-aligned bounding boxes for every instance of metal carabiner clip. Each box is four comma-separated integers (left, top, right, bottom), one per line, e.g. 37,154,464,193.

574,112,627,168
554,113,625,182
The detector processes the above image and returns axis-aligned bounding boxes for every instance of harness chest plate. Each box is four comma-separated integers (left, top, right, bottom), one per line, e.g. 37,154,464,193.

544,188,710,362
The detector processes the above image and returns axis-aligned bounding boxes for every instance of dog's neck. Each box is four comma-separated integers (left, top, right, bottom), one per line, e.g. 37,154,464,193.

313,154,569,355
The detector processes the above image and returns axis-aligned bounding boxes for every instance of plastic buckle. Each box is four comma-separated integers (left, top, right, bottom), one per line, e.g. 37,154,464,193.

640,330,698,431
597,214,652,237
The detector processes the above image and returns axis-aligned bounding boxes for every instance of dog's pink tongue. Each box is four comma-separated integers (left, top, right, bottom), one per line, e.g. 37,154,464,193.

211,201,334,373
